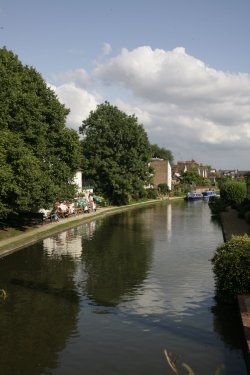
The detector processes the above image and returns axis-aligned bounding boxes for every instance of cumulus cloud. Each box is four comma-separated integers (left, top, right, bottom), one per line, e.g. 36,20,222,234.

49,45,250,168
51,68,90,89
53,83,99,131
102,42,112,56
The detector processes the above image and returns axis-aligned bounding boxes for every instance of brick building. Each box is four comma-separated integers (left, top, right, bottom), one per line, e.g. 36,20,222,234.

149,158,172,191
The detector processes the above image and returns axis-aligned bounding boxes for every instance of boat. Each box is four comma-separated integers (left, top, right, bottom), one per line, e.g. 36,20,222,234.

186,191,203,200
202,190,219,200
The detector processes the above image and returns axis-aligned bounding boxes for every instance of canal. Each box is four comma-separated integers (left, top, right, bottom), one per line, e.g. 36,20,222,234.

0,199,248,375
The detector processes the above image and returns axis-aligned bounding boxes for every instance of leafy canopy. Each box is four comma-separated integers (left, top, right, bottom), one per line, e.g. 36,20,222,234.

0,47,82,218
220,179,247,205
150,144,173,163
80,102,152,205
181,170,210,186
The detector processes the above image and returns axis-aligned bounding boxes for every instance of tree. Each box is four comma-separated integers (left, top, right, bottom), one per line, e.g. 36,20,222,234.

80,102,152,205
0,130,45,219
181,170,210,186
0,47,82,218
150,144,173,163
220,180,247,205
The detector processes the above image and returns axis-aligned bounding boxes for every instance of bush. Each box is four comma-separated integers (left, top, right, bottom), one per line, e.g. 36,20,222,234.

157,183,170,195
211,235,250,302
220,180,246,205
146,188,158,200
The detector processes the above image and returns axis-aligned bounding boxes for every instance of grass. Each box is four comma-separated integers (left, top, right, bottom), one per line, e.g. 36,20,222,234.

0,225,36,241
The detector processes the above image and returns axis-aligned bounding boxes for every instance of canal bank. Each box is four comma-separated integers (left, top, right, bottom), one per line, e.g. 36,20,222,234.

220,207,250,372
0,197,179,258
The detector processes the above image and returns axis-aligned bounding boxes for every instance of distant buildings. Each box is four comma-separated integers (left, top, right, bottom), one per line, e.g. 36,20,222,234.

172,159,208,178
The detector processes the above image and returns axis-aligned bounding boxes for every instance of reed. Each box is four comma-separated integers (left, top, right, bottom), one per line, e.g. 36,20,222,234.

0,289,7,300
164,349,224,375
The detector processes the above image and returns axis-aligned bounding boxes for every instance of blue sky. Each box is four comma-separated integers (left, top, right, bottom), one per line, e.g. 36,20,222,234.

1,0,250,169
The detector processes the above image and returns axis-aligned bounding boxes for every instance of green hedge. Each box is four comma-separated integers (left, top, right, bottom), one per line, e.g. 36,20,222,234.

211,235,250,302
220,180,246,205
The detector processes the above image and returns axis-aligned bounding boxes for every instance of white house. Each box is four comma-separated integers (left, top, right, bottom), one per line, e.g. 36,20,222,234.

73,170,83,193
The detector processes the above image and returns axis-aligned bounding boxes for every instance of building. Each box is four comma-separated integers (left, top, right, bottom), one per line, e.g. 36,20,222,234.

73,170,83,193
172,159,208,178
149,158,172,191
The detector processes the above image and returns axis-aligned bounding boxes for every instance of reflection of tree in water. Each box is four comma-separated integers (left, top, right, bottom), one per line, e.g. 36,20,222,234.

210,213,222,229
0,241,80,375
82,211,153,306
211,300,246,351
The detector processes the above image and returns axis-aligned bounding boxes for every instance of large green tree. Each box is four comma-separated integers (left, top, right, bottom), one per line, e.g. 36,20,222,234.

80,102,152,205
0,47,82,218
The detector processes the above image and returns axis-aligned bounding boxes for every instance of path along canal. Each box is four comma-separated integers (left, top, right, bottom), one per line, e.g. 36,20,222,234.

0,199,248,375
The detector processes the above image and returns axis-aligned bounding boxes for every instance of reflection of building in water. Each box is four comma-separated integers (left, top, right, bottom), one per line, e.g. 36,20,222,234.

43,221,97,259
166,204,172,239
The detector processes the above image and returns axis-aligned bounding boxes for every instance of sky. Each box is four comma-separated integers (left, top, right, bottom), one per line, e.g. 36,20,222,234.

0,0,250,170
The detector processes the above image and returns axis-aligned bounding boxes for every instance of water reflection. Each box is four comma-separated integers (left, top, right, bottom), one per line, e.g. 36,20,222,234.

0,201,248,375
82,211,153,306
43,221,98,259
0,242,80,375
212,300,246,350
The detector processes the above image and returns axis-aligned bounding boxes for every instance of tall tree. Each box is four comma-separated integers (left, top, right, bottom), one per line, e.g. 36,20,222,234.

0,47,82,218
80,102,152,205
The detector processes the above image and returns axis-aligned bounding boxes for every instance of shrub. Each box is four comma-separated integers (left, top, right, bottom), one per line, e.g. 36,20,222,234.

146,188,158,200
211,235,250,302
157,183,170,195
220,180,247,205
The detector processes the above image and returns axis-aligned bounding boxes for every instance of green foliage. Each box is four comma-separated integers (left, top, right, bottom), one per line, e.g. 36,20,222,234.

0,47,82,219
150,144,173,163
211,235,250,302
80,102,152,205
181,170,210,186
0,130,47,218
146,188,158,199
220,180,246,205
157,183,170,195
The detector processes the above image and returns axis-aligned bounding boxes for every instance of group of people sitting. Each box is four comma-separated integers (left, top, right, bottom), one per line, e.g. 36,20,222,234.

39,194,97,222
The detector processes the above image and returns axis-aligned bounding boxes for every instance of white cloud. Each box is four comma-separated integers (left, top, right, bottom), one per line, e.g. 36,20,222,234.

49,46,250,169
102,42,112,56
53,83,99,130
51,68,90,88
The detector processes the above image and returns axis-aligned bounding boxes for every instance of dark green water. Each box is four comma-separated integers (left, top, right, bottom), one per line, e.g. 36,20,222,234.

0,200,248,375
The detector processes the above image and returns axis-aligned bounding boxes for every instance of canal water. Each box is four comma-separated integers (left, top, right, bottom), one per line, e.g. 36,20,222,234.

0,200,248,375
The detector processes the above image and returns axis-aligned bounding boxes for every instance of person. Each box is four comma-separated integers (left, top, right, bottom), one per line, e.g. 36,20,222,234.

50,211,60,222
84,203,89,213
